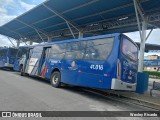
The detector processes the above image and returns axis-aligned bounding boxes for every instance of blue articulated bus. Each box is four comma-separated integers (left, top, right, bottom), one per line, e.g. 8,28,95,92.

20,33,138,91
0,47,18,69
14,46,31,71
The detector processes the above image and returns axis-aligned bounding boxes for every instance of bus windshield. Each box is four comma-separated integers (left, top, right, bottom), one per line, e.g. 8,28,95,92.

122,37,138,62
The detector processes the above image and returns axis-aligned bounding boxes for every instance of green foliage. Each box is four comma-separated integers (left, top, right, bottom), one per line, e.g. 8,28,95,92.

143,71,160,79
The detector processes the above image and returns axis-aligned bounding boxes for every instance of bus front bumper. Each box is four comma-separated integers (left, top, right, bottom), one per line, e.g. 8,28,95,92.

111,78,136,91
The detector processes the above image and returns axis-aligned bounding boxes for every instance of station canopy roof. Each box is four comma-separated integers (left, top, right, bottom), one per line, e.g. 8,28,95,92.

136,42,160,51
0,0,160,42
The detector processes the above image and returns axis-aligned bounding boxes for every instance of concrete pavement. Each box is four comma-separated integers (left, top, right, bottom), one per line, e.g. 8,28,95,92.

0,69,158,120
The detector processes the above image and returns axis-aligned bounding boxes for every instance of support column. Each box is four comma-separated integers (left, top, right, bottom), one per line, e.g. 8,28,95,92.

17,40,20,48
78,32,84,38
29,41,33,45
66,22,75,39
48,37,52,42
138,21,147,72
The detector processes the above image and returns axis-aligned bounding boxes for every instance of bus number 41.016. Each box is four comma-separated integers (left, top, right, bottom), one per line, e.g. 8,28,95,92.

90,65,103,70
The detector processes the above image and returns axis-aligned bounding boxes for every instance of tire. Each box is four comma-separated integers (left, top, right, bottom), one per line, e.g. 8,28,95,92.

50,71,61,88
20,66,24,76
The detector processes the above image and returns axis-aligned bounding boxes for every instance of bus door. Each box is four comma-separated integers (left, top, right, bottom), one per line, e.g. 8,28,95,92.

25,48,33,73
39,47,51,78
28,46,44,76
118,36,138,84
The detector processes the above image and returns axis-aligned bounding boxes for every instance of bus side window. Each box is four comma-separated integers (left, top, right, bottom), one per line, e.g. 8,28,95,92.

65,50,85,60
79,41,87,49
75,41,86,60
84,37,114,60
65,51,76,60
87,38,112,47
66,43,72,52
50,53,65,59
71,42,79,51
84,47,98,60
65,42,74,59
52,43,66,54
75,50,85,59
65,41,86,60
50,43,65,59
31,46,43,59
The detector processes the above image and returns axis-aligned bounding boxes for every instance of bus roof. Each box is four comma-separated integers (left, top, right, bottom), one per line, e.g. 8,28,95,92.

32,33,121,47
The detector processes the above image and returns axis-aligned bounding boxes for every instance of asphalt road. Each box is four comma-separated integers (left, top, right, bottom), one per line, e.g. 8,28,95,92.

0,69,158,120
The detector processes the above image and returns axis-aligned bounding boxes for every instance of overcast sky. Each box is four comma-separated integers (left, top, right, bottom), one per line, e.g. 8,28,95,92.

0,0,160,55
0,0,44,47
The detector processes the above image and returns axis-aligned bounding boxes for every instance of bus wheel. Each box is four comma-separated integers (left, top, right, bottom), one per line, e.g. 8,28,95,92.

20,66,24,76
51,71,61,88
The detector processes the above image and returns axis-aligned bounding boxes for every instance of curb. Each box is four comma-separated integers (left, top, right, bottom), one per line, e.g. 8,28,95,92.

122,95,160,110
108,91,160,110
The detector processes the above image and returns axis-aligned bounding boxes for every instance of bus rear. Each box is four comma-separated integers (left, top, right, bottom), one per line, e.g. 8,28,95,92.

111,35,138,91
0,48,18,69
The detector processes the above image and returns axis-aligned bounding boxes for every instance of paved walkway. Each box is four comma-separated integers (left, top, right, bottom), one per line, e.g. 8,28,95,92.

149,78,160,82
114,78,160,106
1,70,153,113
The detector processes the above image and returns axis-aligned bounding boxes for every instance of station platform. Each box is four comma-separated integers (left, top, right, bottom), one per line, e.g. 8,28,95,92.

110,78,160,108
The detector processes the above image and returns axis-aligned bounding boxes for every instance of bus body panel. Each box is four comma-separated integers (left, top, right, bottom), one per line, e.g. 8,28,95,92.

61,59,78,85
76,60,104,88
45,59,62,79
60,60,105,87
21,33,138,91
